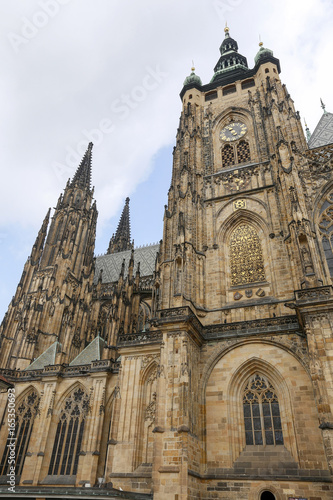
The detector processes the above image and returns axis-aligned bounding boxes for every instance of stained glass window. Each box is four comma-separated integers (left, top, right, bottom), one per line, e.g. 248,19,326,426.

243,374,283,446
48,387,89,476
0,389,39,477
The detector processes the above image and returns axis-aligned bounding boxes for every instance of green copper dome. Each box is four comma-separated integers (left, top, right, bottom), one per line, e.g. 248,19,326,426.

183,67,202,87
254,42,274,65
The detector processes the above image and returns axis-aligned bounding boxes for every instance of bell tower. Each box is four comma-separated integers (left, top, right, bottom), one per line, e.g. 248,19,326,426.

158,25,324,324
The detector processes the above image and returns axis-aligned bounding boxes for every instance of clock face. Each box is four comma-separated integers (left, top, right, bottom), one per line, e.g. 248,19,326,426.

220,121,247,142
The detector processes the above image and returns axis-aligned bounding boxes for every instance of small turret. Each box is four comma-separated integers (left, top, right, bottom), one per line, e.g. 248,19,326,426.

183,65,202,88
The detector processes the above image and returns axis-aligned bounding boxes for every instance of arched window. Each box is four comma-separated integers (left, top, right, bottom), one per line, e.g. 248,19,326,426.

222,144,235,167
0,389,39,477
48,387,89,476
318,192,333,276
237,140,250,163
230,224,265,286
243,374,283,446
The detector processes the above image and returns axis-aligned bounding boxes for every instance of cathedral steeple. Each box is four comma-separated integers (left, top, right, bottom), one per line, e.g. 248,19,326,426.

70,142,93,190
107,197,132,254
211,25,248,83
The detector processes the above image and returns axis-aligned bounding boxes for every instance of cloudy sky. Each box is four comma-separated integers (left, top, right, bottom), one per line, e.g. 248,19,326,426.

0,0,332,319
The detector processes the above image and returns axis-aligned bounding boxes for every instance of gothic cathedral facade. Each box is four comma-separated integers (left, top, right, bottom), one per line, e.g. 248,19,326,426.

1,27,333,500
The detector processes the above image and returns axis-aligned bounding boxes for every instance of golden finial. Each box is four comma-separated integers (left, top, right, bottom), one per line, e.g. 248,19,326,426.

191,60,195,72
304,118,308,128
259,34,263,47
224,22,229,34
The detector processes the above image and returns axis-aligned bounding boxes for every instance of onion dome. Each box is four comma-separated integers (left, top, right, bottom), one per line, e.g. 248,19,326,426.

183,66,202,87
254,40,274,65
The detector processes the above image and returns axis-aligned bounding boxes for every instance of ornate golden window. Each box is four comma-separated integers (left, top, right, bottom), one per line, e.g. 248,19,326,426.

230,224,265,286
48,388,89,476
0,389,39,477
243,374,283,446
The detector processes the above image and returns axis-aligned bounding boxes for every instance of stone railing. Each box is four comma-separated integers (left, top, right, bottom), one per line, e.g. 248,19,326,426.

117,330,163,346
295,286,333,303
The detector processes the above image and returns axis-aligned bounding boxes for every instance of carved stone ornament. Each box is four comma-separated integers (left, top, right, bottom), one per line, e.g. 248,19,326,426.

234,291,243,300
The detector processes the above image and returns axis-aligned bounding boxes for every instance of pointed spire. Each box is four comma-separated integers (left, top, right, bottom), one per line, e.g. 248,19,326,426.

107,198,132,254
30,207,51,263
321,98,327,114
71,142,93,190
304,118,311,141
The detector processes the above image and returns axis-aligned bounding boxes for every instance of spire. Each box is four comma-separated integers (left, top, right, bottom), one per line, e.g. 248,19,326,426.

211,26,248,83
321,98,327,114
107,198,132,254
30,207,51,263
70,142,93,190
304,118,311,142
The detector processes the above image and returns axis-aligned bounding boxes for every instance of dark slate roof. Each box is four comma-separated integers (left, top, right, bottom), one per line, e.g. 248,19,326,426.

25,342,60,371
69,336,106,366
94,243,159,284
308,112,333,148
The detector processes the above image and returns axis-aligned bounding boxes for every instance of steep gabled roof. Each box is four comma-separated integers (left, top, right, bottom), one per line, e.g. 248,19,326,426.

95,243,159,284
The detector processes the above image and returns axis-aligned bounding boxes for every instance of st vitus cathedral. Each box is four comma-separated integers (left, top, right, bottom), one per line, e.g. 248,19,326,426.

1,26,333,500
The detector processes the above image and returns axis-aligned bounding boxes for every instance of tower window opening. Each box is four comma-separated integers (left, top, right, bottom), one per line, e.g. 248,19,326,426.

222,144,235,168
223,85,236,96
265,68,269,73
241,79,255,90
205,91,218,101
237,140,251,163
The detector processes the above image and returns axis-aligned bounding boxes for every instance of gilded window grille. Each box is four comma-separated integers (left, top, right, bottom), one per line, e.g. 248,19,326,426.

48,388,89,476
222,144,235,167
243,374,284,446
230,224,265,285
237,140,250,163
0,390,39,477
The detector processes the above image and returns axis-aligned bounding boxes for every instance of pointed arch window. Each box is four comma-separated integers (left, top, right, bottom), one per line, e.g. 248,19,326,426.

48,387,89,476
0,389,39,477
222,144,235,167
243,374,283,446
221,140,251,168
230,224,265,286
237,140,250,163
